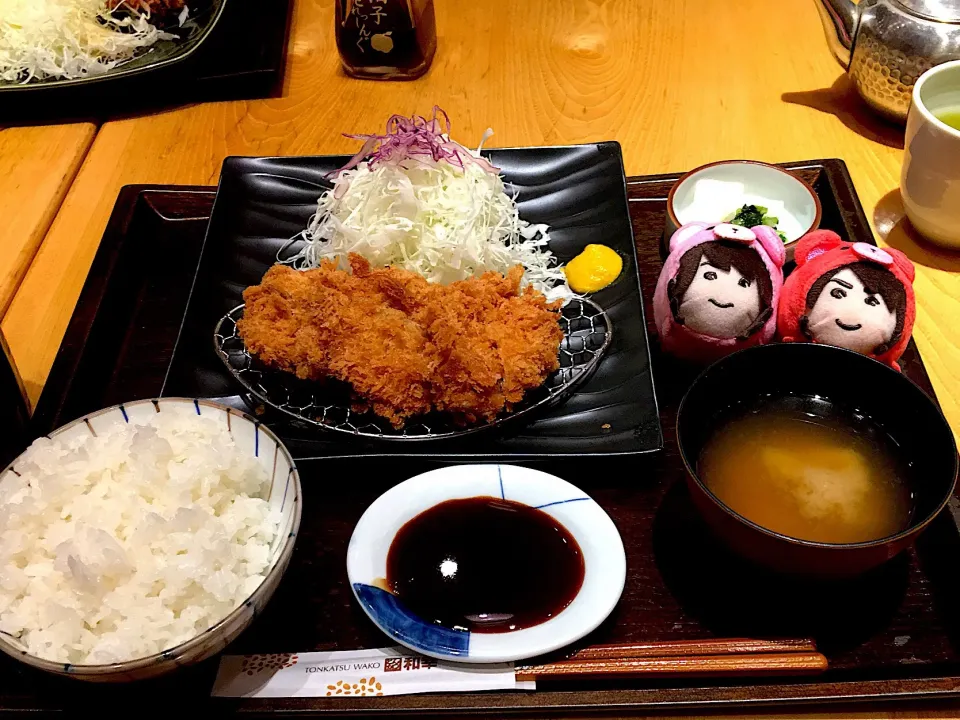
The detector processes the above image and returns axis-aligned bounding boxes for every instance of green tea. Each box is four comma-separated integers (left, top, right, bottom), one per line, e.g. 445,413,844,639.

934,106,960,131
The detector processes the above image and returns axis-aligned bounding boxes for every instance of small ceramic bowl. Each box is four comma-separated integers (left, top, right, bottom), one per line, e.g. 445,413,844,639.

677,343,958,578
0,398,302,682
347,465,626,663
666,160,822,253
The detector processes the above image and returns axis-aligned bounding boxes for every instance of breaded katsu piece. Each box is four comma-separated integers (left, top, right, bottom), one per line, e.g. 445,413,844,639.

410,265,564,423
238,262,437,427
489,285,567,405
238,255,564,428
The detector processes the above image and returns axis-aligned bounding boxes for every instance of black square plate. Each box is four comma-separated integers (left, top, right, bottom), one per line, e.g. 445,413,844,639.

164,143,663,459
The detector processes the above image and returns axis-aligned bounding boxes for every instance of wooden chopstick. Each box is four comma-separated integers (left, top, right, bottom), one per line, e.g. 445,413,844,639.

517,651,828,681
562,637,818,661
516,639,827,681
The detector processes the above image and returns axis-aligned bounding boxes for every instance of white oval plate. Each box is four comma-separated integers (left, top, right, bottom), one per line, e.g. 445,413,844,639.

347,465,626,663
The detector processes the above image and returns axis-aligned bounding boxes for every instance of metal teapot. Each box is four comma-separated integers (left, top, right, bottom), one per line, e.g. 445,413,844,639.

815,0,960,122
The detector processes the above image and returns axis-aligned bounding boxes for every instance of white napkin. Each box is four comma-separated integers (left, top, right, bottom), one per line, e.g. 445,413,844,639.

211,646,536,698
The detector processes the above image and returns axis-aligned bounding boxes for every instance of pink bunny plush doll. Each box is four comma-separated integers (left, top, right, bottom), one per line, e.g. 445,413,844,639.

653,222,786,364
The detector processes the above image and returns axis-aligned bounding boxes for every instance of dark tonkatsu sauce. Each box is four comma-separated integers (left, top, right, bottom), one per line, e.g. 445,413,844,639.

386,496,584,633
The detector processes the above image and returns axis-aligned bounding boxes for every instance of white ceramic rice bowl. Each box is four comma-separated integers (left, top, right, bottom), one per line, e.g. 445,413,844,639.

0,398,302,682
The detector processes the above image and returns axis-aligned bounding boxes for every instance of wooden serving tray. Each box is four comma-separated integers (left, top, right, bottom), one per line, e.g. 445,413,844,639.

18,159,960,714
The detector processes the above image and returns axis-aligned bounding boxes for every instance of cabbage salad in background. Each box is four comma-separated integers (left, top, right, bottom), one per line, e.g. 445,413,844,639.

0,0,190,84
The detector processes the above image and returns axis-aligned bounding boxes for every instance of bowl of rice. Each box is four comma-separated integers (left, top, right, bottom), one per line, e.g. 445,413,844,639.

0,398,301,681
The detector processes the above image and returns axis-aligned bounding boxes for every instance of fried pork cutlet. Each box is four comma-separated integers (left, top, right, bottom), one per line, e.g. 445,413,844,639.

237,255,564,428
237,261,436,427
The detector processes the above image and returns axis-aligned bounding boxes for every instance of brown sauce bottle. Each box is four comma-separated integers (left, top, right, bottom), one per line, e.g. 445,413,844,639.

335,0,437,80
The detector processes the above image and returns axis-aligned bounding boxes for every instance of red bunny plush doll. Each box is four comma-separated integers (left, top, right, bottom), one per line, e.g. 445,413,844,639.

777,230,916,371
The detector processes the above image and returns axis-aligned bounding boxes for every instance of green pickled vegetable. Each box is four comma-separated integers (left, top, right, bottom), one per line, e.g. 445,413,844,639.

725,204,788,244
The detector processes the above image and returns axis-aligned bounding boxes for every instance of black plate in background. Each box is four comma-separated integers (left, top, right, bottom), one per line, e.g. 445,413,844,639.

0,0,292,123
0,1,226,93
164,144,663,459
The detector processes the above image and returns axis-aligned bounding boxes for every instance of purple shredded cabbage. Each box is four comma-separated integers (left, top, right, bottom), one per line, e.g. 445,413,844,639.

332,106,499,177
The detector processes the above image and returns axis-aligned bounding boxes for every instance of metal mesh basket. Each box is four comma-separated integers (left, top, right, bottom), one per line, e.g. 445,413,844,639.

213,298,613,441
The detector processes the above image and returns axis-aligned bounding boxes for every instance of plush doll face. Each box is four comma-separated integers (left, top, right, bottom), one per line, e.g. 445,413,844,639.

668,241,772,340
802,262,906,355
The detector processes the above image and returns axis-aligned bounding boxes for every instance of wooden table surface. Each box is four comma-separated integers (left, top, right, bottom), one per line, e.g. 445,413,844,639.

0,123,95,319
3,0,960,715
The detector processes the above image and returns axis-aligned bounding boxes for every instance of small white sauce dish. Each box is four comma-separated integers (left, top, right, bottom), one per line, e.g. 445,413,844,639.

666,160,822,249
347,465,626,663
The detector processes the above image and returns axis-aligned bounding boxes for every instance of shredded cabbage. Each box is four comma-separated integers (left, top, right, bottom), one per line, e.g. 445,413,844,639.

0,0,176,84
288,109,571,302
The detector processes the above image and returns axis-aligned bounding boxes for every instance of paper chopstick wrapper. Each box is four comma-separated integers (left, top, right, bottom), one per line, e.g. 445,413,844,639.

211,647,536,698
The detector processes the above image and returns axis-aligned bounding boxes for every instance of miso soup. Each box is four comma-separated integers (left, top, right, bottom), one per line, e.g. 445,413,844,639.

698,399,913,544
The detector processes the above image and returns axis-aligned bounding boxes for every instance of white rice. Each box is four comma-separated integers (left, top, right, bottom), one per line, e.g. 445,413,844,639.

0,407,280,665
